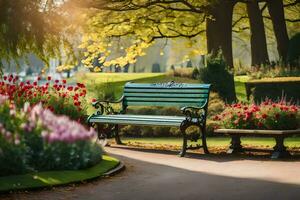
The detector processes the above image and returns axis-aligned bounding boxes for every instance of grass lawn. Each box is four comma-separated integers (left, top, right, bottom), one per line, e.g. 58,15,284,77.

121,137,300,148
0,155,119,192
234,75,250,102
74,72,165,85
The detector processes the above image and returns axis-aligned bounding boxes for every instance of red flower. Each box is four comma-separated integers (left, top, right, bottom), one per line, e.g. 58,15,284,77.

262,113,267,119
92,98,97,103
213,115,220,121
37,76,41,81
55,80,59,83
33,81,37,86
67,86,73,91
3,76,7,81
47,76,51,81
63,80,67,84
76,83,85,88
257,122,263,127
74,101,81,107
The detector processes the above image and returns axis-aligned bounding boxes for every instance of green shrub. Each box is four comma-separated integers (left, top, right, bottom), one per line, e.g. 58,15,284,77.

199,54,236,103
91,82,117,101
186,60,193,68
245,77,300,103
0,138,28,176
192,68,200,79
0,98,29,175
247,65,300,79
31,141,101,171
288,33,300,68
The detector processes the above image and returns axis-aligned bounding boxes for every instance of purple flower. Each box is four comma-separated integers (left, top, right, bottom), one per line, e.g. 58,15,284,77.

29,104,96,143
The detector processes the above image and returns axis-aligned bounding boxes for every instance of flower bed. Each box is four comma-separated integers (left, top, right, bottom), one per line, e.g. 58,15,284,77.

214,100,299,130
0,94,102,176
0,74,87,121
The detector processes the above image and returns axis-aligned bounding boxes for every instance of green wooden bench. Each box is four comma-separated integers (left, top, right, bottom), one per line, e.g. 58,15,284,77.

87,81,211,157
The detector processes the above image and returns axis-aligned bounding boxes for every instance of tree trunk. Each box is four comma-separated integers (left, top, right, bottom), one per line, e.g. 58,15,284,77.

247,0,269,66
206,1,235,68
206,1,237,102
267,0,289,63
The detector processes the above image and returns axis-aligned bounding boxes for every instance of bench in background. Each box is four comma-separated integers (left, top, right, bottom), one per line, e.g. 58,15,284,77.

215,129,300,159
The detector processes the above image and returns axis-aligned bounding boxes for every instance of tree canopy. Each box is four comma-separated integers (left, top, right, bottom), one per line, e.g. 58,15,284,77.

0,0,75,69
72,0,300,68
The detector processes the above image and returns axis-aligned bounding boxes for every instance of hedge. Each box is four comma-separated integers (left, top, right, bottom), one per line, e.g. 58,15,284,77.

245,77,300,103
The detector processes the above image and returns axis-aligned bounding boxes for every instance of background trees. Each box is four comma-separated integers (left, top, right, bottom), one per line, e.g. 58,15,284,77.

75,0,299,68
69,0,298,101
0,0,75,73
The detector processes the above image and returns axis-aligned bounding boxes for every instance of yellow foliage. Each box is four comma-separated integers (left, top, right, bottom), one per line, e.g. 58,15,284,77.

56,64,75,72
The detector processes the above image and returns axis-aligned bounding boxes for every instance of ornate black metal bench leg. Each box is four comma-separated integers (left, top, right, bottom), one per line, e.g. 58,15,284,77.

97,124,109,147
201,126,209,154
179,126,187,157
271,136,290,159
227,135,243,154
114,125,123,145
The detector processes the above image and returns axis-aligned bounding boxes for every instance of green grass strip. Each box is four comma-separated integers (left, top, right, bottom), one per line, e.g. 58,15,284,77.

122,137,300,148
0,155,119,192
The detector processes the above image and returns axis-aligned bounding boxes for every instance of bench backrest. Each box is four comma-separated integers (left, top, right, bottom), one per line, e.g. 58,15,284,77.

123,82,211,108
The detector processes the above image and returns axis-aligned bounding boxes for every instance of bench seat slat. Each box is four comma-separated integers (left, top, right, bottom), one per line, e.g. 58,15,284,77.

124,88,210,94
89,114,188,126
123,101,205,107
124,93,209,98
125,97,207,103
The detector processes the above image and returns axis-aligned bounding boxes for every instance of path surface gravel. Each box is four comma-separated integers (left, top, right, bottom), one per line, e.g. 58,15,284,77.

2,146,300,200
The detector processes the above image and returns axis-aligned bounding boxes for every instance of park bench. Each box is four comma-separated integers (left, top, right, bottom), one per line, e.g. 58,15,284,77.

87,81,211,157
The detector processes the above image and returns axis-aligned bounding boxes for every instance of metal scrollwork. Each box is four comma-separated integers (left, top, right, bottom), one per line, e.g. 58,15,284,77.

92,101,117,116
152,81,185,88
178,106,209,157
181,107,205,124
90,101,120,145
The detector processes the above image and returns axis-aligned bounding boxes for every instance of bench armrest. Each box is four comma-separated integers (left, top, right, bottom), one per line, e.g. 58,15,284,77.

181,105,206,112
181,105,207,124
91,96,124,115
92,96,124,108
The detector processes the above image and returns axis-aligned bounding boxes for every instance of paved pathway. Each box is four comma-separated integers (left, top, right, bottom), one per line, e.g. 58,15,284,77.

2,146,300,200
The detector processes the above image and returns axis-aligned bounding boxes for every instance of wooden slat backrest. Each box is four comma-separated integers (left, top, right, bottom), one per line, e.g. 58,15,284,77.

123,82,211,108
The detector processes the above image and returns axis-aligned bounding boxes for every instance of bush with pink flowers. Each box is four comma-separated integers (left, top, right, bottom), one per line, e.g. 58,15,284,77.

214,100,300,130
0,95,102,176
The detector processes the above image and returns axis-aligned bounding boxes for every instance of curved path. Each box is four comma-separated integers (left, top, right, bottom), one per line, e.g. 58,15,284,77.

2,146,300,200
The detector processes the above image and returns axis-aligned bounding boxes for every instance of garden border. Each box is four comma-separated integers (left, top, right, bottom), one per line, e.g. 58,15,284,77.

0,155,123,193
